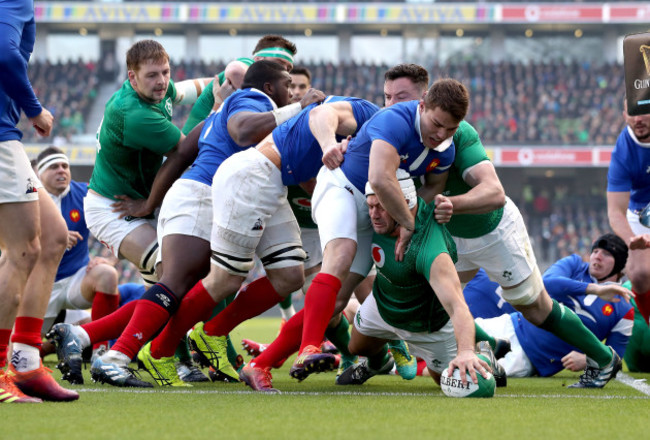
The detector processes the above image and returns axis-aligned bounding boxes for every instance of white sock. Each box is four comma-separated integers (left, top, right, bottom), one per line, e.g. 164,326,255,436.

280,305,296,321
11,343,40,372
104,349,131,366
75,326,91,349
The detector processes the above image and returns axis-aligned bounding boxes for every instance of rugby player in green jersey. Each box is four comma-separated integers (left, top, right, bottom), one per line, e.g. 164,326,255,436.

430,110,623,388
84,39,212,288
182,35,297,135
337,170,490,386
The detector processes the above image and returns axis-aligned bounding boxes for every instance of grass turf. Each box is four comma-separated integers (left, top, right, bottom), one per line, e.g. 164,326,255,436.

4,317,648,440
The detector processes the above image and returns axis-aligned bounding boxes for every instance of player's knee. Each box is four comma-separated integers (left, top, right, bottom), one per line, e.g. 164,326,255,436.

501,266,544,306
89,264,119,292
5,237,41,275
42,215,68,259
267,265,305,296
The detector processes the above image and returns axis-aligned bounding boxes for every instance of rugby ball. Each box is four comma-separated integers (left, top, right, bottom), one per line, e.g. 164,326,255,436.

440,354,496,398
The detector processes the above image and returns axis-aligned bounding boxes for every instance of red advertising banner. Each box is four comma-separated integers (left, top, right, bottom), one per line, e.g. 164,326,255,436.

608,5,650,22
501,5,602,23
494,147,613,167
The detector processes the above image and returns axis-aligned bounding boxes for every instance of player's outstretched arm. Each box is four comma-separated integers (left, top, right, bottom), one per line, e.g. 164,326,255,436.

309,101,359,169
429,253,490,384
112,129,192,218
448,161,505,215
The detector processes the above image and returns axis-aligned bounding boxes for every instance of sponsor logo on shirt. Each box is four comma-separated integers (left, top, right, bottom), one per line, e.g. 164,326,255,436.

371,243,385,268
426,158,441,172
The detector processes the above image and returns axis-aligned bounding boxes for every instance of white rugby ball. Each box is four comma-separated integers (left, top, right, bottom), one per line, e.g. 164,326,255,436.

440,354,496,398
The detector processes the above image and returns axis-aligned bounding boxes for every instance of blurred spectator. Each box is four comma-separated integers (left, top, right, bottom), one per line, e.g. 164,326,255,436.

18,59,99,143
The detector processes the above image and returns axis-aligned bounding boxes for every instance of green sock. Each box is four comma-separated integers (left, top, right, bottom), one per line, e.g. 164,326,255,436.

539,299,612,367
279,293,293,309
325,316,354,359
367,345,390,371
174,336,192,363
474,322,496,350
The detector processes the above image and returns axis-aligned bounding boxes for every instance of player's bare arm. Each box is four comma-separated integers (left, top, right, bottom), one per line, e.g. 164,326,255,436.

173,77,214,106
309,101,358,169
607,191,635,244
446,161,506,215
29,107,54,137
368,140,415,261
111,132,187,218
429,253,490,384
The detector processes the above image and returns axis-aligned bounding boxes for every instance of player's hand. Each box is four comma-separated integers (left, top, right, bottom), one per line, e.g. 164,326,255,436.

395,225,414,262
561,351,587,372
86,256,113,272
434,194,453,224
111,195,151,219
591,283,633,303
322,141,346,169
66,230,83,251
629,234,650,250
447,350,491,386
29,108,54,137
299,88,326,108
217,78,237,102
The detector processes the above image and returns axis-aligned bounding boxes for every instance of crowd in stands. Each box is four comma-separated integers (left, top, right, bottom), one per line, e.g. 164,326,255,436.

19,59,100,144
164,59,626,146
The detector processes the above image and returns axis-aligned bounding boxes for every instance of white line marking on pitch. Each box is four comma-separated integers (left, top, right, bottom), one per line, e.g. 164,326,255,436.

616,372,650,396
75,388,649,399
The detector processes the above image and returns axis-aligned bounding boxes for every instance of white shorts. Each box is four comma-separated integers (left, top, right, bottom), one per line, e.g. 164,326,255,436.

354,293,457,374
453,197,536,287
158,178,212,243
300,227,322,270
627,209,650,236
0,140,42,204
311,166,373,277
84,190,157,258
475,314,534,377
43,265,92,335
211,149,302,269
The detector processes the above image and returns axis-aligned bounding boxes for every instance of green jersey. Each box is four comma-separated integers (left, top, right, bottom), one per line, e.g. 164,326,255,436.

89,79,180,201
623,296,650,372
444,121,503,238
287,185,317,229
371,198,457,333
182,57,254,134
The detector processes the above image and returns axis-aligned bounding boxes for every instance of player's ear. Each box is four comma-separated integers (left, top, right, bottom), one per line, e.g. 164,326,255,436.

262,81,274,97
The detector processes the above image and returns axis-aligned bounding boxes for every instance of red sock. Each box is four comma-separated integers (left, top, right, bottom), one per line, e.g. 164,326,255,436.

299,273,341,352
82,300,137,344
634,290,650,324
111,300,172,360
203,277,283,337
91,291,120,350
151,280,217,359
11,317,43,348
254,310,304,369
0,328,11,368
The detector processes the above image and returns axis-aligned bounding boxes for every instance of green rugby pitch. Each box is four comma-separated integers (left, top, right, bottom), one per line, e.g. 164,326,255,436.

5,317,648,440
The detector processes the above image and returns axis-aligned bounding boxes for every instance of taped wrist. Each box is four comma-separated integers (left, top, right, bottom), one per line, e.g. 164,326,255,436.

272,102,302,126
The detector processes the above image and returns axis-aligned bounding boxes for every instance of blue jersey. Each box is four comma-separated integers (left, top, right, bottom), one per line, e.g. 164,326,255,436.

514,255,634,376
118,283,146,307
182,88,277,186
54,181,90,281
607,126,650,212
340,101,455,193
273,96,379,187
463,269,516,318
0,0,42,141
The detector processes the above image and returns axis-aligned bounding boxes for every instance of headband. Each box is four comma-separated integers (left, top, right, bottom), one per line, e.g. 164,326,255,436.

37,153,69,175
253,47,295,64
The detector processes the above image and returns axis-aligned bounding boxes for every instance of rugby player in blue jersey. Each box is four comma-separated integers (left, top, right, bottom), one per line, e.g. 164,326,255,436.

0,0,78,403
